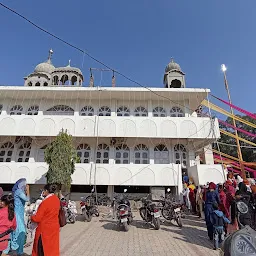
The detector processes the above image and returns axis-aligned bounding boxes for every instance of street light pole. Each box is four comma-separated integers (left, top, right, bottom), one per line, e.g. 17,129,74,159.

221,64,246,179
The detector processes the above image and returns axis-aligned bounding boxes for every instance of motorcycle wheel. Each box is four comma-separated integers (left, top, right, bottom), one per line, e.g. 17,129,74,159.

161,207,170,220
82,209,92,222
69,215,76,224
139,207,146,220
153,217,160,230
176,216,182,228
123,222,129,232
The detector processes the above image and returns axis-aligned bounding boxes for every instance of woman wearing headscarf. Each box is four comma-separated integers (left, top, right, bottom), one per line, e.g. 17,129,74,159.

31,184,60,256
9,178,30,256
218,184,228,218
204,182,220,240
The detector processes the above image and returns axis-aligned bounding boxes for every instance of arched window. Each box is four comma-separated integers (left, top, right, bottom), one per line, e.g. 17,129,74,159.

10,105,23,115
46,105,74,116
115,144,129,164
134,144,149,164
170,106,184,117
38,144,47,162
134,107,148,117
153,107,166,117
53,76,59,85
174,144,187,167
77,144,90,163
80,106,94,116
117,106,130,117
71,76,77,85
17,142,31,162
170,79,182,88
27,105,39,115
0,142,14,162
60,75,69,85
154,144,169,164
35,82,40,86
0,104,3,114
43,82,48,86
98,106,111,116
96,144,109,164
28,82,32,86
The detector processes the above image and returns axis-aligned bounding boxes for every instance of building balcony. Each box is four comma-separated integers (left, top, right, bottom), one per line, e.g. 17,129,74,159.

0,162,183,186
188,164,226,185
0,162,224,188
0,115,219,140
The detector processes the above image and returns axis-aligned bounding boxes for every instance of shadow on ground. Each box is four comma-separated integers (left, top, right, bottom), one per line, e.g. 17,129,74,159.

161,215,213,250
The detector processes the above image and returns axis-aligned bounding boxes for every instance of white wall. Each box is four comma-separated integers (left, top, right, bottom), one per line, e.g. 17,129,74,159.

188,164,226,185
0,115,219,139
0,162,182,187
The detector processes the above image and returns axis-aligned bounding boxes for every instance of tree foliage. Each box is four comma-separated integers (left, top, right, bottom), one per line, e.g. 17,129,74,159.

45,129,78,188
214,115,256,162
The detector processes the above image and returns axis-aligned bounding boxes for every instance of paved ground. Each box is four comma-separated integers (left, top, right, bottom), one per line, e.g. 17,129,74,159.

23,209,219,256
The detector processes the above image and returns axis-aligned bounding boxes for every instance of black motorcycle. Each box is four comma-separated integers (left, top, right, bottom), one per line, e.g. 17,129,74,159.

161,198,183,227
113,191,133,232
139,195,161,230
80,194,99,222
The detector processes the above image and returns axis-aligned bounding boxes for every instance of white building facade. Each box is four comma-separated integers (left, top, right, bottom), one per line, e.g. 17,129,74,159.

0,52,225,197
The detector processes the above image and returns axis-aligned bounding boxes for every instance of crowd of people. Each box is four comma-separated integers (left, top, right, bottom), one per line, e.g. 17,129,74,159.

0,179,60,256
182,172,256,249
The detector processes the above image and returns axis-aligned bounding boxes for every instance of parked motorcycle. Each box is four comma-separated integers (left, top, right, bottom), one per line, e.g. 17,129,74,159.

80,189,99,222
235,199,250,229
139,194,161,230
162,200,183,227
61,196,77,224
113,189,133,232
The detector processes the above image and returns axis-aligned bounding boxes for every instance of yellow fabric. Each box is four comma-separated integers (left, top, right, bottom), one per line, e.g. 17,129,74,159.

220,129,256,147
188,184,196,190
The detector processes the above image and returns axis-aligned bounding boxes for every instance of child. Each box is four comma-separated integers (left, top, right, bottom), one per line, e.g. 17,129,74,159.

210,202,230,250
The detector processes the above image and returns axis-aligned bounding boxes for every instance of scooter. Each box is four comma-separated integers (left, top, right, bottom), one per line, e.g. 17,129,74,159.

114,189,133,232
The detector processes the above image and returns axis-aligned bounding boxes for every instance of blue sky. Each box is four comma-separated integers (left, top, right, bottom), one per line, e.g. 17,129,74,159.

0,0,255,112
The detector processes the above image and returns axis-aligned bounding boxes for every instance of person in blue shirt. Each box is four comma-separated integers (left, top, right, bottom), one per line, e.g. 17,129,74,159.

210,202,231,250
204,182,220,240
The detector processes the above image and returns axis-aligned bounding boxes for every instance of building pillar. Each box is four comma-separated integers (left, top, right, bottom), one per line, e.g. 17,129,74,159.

148,100,153,117
149,146,154,164
107,185,114,199
29,140,37,163
109,146,115,164
11,144,18,162
203,144,214,165
177,165,183,200
111,99,116,117
188,150,196,167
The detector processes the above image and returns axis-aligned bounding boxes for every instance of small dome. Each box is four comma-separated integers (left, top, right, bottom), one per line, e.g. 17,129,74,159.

34,61,55,74
54,66,83,75
165,58,181,72
53,61,83,76
34,49,55,74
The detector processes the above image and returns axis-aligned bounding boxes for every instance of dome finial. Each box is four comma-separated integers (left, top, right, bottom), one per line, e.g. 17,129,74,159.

67,59,71,67
171,57,174,63
47,49,53,64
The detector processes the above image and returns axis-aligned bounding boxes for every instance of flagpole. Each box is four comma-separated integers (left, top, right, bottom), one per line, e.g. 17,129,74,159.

221,64,245,179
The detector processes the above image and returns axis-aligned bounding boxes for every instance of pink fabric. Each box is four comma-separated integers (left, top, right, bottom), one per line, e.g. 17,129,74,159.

219,119,256,138
214,154,256,175
0,207,16,251
212,95,256,120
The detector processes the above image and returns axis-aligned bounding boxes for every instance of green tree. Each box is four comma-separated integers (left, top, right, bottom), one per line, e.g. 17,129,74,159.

44,129,78,190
